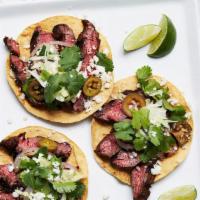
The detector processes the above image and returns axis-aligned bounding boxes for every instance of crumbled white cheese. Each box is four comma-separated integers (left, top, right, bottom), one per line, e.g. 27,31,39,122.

19,93,25,100
93,95,103,104
55,87,69,102
13,190,46,200
136,83,140,88
8,164,14,172
167,97,178,105
159,78,167,86
151,161,161,175
145,100,170,128
84,99,93,112
53,168,60,175
28,70,48,88
185,112,192,119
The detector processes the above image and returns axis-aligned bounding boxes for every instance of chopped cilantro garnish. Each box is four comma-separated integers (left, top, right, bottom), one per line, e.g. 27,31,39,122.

132,108,150,130
136,65,152,82
44,70,85,104
97,52,114,72
59,46,82,71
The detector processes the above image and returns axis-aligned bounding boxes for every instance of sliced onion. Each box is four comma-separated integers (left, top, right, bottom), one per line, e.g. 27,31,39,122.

31,41,69,57
14,147,39,169
117,140,134,151
62,162,76,171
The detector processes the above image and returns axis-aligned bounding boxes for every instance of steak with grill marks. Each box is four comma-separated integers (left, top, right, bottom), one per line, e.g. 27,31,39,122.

93,99,127,122
131,165,155,200
52,24,76,47
10,55,27,84
111,150,140,170
30,26,54,52
55,142,72,161
95,133,120,159
4,37,20,56
0,191,19,200
0,165,21,191
73,93,85,112
77,20,100,71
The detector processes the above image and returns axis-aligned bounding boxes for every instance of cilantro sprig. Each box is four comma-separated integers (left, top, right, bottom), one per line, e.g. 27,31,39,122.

97,52,114,72
18,148,85,200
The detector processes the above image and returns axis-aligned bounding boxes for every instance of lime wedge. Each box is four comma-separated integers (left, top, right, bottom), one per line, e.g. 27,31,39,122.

158,185,197,200
123,24,161,51
148,14,176,58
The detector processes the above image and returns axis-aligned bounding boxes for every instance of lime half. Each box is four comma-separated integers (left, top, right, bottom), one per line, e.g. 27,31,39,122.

158,185,197,200
148,14,176,58
123,24,161,51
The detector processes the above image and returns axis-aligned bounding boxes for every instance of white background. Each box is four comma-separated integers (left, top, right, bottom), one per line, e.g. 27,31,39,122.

0,0,200,199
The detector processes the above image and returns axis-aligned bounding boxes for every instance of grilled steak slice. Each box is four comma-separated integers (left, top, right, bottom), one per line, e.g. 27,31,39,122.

73,94,85,112
94,100,127,122
10,55,27,84
111,151,140,170
16,136,39,153
4,37,20,56
55,142,72,161
171,121,192,147
77,20,100,71
0,165,20,191
95,133,120,159
0,134,24,157
30,26,54,52
0,191,18,200
131,165,155,200
52,24,76,47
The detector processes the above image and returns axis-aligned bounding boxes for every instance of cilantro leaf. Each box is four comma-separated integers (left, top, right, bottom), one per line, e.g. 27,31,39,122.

133,130,148,151
19,158,37,170
132,108,150,130
148,125,163,146
163,100,186,121
113,120,135,141
20,171,46,190
114,129,134,141
39,45,46,56
66,182,85,199
97,52,114,72
40,70,51,81
136,66,152,82
34,147,48,158
44,70,85,104
59,46,82,71
140,145,158,163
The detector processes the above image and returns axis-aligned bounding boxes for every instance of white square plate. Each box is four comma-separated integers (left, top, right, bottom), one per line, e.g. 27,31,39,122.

0,0,200,199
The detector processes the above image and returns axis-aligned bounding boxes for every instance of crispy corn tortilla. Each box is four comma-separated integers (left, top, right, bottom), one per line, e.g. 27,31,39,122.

6,16,113,123
91,75,193,185
0,126,88,200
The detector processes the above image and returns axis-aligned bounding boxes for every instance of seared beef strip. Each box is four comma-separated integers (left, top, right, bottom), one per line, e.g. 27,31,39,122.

55,142,72,161
0,133,24,157
73,93,85,112
0,134,72,161
0,191,19,200
0,165,21,191
4,37,20,56
30,26,54,52
10,55,27,84
171,121,192,147
95,133,120,159
52,24,76,47
111,150,140,170
16,135,39,153
77,20,100,71
93,99,127,122
131,165,155,200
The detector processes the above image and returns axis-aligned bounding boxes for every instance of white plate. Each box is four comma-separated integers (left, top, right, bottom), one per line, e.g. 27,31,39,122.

0,0,200,199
